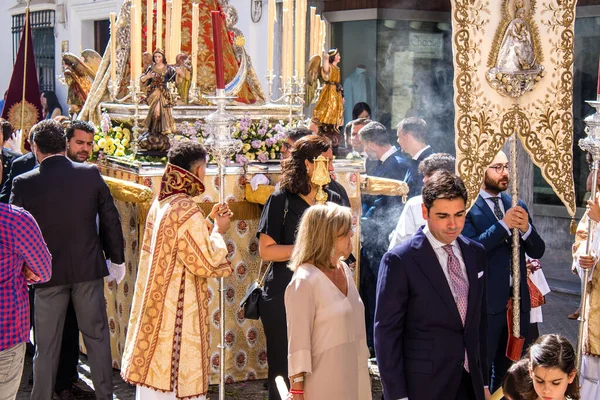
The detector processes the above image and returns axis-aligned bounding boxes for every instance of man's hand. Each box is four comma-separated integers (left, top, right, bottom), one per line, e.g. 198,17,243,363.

214,203,233,234
502,206,529,232
22,266,41,283
588,197,600,223
579,254,597,270
6,130,23,153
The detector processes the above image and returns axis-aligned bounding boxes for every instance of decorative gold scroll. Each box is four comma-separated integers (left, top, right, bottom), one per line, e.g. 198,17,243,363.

451,0,576,215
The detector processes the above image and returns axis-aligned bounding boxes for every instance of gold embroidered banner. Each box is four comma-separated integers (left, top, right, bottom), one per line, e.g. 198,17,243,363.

451,0,576,215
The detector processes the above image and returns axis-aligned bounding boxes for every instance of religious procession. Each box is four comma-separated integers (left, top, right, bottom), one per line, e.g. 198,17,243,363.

0,0,598,400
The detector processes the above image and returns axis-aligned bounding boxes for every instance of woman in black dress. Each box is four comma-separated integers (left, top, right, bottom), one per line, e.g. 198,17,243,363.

257,135,343,400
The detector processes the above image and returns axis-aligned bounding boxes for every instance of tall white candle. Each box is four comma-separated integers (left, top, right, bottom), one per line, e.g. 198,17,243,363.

110,12,116,82
191,2,199,89
135,1,142,78
173,0,182,59
146,0,153,53
165,0,172,61
297,0,306,78
130,4,137,79
282,0,289,82
267,0,275,73
309,7,316,57
156,0,163,50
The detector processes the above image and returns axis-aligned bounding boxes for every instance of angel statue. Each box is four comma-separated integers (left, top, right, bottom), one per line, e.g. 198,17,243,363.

174,53,192,104
138,48,177,154
306,49,344,138
60,50,102,115
486,0,544,97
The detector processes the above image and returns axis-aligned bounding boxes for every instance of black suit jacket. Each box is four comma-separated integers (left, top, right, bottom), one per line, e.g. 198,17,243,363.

11,155,125,287
0,151,36,203
407,146,434,197
462,193,545,314
1,148,21,192
375,229,488,400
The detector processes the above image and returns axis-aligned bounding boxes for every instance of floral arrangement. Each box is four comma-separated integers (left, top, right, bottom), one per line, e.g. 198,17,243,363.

93,111,300,165
91,112,134,161
175,116,296,165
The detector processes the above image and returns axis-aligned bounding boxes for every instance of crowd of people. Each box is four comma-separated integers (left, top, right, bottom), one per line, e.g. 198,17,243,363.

0,98,593,400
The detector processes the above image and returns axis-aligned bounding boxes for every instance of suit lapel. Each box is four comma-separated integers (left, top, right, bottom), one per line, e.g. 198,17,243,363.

501,192,512,212
458,236,479,327
412,230,463,327
475,195,498,226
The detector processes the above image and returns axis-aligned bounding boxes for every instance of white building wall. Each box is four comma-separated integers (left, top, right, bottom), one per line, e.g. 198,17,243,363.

0,0,270,113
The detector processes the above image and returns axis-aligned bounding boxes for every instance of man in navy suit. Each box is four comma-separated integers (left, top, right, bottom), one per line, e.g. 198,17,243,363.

359,121,412,353
395,117,433,197
375,170,490,400
462,150,545,392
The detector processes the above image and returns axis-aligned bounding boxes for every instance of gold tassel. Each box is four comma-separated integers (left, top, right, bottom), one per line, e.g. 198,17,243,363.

571,217,577,235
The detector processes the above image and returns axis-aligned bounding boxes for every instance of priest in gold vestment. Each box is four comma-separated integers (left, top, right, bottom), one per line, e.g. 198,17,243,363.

121,141,233,400
572,202,600,399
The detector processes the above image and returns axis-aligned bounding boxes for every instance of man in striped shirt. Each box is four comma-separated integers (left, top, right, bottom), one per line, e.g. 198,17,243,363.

0,203,51,398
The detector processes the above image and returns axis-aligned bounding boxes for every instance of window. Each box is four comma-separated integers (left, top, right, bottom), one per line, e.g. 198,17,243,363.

11,10,56,92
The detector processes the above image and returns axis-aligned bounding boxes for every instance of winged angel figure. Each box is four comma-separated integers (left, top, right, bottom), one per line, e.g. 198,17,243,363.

306,49,344,134
60,50,102,115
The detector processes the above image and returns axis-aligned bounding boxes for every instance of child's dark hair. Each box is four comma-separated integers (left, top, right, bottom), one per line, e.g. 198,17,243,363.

502,359,535,400
529,334,580,400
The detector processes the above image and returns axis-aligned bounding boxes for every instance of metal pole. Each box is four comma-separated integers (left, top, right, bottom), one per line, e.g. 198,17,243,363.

218,160,226,400
204,87,241,400
20,1,31,135
576,159,598,370
510,134,521,338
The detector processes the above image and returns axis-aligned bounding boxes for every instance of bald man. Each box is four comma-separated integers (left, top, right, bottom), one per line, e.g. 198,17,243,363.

462,151,545,392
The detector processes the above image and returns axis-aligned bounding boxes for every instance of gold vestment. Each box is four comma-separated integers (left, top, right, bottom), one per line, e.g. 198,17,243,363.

121,163,232,398
572,212,600,356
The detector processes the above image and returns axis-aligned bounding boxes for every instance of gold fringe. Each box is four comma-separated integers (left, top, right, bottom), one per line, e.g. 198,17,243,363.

104,176,154,204
571,217,577,235
361,176,409,198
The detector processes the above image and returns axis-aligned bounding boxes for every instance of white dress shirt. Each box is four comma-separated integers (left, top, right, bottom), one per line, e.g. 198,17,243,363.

412,145,431,160
388,195,425,250
380,146,398,163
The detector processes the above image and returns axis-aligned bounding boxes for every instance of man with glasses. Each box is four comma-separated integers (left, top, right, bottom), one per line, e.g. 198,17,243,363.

462,150,545,392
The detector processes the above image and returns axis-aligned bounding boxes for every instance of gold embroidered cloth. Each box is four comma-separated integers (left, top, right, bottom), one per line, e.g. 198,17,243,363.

572,212,600,356
121,165,232,398
451,0,576,214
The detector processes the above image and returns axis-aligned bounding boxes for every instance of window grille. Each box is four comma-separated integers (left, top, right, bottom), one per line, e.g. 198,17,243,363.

11,10,56,92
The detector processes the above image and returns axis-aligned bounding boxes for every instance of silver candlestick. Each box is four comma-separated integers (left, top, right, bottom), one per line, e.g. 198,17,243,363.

128,79,143,153
203,88,242,400
577,99,600,370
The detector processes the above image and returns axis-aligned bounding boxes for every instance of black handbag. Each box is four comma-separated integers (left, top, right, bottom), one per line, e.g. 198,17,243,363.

240,194,289,320
240,261,272,320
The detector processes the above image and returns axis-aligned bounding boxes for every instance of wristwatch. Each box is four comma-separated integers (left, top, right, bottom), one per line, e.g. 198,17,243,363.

291,376,304,384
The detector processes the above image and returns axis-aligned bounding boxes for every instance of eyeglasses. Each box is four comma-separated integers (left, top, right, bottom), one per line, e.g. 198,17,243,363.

488,164,510,174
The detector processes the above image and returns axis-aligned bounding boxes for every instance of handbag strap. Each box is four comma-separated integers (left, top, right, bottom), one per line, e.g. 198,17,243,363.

256,193,290,287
